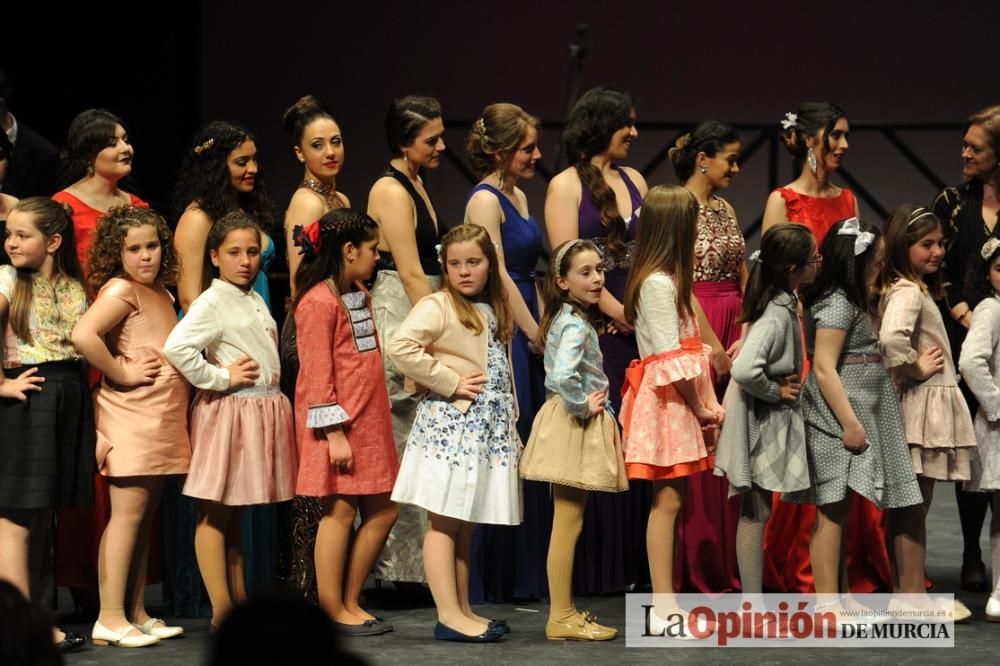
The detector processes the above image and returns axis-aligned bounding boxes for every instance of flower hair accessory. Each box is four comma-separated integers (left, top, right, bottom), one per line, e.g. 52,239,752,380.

837,217,875,256
292,221,322,259
435,243,444,266
193,138,214,154
982,237,1000,260
780,112,798,130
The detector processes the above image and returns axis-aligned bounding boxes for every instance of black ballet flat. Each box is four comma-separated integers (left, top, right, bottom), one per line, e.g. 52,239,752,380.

56,630,86,653
488,618,510,635
334,619,392,637
434,621,502,643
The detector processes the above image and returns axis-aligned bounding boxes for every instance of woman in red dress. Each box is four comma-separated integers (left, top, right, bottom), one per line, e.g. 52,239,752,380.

760,103,890,594
51,110,155,612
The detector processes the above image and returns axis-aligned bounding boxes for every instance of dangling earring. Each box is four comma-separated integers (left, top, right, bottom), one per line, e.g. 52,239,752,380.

495,168,505,191
807,147,818,176
86,162,95,177
699,163,708,175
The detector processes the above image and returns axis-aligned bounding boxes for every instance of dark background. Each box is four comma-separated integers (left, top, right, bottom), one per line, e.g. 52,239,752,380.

3,1,996,254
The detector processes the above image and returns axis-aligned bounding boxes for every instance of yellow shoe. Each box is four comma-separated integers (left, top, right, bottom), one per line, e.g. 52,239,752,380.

546,611,617,641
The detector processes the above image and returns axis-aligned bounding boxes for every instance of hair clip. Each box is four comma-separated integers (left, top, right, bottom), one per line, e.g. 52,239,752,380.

982,237,1000,260
193,138,214,154
780,112,798,130
907,207,936,227
748,250,761,263
837,217,875,256
477,118,487,137
435,243,444,267
292,221,321,259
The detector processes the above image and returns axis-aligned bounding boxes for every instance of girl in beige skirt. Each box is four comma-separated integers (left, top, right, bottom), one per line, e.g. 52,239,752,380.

520,239,627,642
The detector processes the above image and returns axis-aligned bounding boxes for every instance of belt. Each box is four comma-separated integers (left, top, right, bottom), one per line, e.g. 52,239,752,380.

839,353,882,365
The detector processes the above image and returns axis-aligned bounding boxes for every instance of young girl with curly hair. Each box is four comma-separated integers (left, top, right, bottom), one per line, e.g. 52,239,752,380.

72,205,190,647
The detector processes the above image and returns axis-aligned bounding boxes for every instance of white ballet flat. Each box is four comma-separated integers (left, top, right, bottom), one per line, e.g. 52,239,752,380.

133,617,185,639
92,621,160,647
985,596,1000,622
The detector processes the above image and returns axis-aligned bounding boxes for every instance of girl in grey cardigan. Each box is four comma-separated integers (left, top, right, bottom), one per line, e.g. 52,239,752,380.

715,224,818,595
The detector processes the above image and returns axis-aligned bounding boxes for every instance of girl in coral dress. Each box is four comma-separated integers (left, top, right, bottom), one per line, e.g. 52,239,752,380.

619,185,723,636
291,209,399,636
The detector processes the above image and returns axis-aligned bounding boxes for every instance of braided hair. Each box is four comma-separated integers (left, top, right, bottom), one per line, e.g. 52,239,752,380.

290,208,378,309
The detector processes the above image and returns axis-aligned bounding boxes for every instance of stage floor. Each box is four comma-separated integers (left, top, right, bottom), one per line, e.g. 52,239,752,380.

58,486,997,665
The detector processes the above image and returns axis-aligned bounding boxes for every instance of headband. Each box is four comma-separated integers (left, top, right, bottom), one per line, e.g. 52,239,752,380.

907,207,936,227
553,239,585,273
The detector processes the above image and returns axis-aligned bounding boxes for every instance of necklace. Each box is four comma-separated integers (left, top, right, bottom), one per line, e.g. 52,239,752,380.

300,178,340,210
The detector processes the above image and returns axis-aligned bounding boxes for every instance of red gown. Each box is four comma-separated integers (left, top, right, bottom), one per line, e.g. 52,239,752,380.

762,187,892,592
50,191,161,591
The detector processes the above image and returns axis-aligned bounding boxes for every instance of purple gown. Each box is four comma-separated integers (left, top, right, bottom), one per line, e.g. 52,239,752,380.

574,167,650,593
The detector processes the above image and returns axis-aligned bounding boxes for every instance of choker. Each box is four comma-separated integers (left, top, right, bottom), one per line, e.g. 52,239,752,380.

300,178,340,210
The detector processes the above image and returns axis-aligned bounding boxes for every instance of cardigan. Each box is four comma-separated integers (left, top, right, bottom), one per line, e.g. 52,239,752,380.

387,291,516,414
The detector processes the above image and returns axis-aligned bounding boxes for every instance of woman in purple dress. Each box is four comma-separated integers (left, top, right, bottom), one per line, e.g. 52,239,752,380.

464,103,547,601
544,87,648,593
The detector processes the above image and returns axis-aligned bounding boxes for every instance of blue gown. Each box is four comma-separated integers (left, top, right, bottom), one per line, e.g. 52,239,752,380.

466,185,550,601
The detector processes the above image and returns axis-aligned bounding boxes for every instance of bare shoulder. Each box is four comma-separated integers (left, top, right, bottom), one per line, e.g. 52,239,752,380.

620,166,648,194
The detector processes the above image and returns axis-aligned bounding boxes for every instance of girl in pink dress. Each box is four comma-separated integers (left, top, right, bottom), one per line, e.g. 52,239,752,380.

162,212,297,629
72,206,190,647
291,209,399,636
620,185,724,636
878,204,976,621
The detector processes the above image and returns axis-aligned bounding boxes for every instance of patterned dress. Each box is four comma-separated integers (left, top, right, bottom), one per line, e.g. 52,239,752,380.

391,304,522,525
784,290,921,509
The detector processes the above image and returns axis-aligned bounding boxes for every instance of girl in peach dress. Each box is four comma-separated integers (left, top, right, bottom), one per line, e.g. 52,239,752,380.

619,185,724,637
878,204,976,620
72,206,190,647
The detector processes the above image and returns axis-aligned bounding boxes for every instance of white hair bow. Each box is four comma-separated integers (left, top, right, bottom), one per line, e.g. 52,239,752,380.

836,217,874,256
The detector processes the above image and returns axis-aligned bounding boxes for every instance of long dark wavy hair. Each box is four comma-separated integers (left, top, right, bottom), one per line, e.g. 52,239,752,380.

172,121,274,232
741,224,815,322
291,209,379,311
563,87,635,258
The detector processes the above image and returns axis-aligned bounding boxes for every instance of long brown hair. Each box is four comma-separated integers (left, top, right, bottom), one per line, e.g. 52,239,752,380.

563,87,635,258
877,203,945,299
6,198,84,345
537,239,603,346
439,224,513,343
623,185,699,324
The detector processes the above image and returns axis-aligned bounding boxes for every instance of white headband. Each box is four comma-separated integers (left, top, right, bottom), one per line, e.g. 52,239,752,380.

554,239,585,273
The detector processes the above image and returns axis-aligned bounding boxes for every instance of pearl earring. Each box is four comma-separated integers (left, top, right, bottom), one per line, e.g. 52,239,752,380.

700,164,708,174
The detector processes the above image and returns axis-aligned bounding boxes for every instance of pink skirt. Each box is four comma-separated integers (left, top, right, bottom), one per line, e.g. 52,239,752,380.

183,386,297,505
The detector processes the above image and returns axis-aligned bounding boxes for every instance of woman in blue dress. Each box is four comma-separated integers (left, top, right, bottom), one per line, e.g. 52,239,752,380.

464,103,548,601
170,121,277,616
